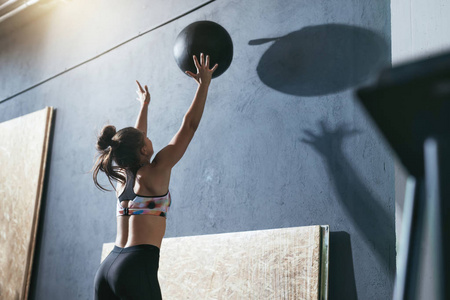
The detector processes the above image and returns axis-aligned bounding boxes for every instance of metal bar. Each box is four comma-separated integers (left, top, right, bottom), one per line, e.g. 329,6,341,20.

425,137,450,300
0,0,22,12
0,0,39,24
394,176,425,300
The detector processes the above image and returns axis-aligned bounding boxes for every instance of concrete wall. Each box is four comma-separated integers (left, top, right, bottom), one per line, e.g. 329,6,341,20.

391,0,450,298
391,0,450,65
0,0,394,299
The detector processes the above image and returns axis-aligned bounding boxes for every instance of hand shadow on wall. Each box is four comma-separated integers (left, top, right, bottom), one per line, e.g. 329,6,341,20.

302,121,395,276
249,24,388,96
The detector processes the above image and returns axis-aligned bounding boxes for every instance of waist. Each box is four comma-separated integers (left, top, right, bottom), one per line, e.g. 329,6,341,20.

117,214,166,248
112,244,160,253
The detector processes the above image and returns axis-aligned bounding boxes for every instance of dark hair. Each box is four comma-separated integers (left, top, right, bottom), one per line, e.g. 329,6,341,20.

92,125,145,191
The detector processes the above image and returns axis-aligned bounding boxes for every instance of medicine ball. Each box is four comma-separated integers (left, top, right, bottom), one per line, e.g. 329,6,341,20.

174,21,233,78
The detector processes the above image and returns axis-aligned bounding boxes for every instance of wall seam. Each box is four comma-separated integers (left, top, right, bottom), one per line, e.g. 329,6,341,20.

0,0,217,105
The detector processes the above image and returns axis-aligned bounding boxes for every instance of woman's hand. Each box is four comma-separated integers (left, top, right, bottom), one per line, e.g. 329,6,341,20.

136,80,150,105
185,53,218,86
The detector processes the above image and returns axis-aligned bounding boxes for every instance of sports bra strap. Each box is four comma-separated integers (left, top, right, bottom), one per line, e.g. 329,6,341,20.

118,169,136,202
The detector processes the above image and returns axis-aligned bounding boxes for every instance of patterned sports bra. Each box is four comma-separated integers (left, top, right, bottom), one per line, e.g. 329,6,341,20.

116,169,171,218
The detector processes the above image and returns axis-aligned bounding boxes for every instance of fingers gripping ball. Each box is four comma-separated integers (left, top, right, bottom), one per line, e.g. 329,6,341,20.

174,21,233,78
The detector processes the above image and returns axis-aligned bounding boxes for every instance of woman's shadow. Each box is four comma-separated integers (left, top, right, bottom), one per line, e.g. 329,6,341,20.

249,24,389,96
302,121,396,279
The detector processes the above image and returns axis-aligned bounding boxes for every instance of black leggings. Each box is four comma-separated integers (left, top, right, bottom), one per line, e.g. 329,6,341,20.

94,244,162,300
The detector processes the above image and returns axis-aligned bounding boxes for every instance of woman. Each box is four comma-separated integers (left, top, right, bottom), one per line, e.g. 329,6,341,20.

93,53,218,299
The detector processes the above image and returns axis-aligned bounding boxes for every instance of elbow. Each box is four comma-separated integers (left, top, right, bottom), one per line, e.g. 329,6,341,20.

189,122,199,132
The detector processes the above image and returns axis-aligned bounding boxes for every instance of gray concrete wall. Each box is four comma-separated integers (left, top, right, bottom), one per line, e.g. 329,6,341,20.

0,0,394,299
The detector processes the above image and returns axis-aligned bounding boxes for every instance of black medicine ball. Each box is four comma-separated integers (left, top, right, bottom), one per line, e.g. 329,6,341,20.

174,21,233,78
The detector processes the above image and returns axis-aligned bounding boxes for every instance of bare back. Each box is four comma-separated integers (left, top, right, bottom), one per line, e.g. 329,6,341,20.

115,163,171,248
113,57,215,249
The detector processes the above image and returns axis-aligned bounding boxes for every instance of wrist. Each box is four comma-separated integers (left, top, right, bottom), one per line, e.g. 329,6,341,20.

198,82,210,89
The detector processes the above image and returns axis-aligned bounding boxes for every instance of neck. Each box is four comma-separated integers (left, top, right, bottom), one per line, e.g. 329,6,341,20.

139,159,150,167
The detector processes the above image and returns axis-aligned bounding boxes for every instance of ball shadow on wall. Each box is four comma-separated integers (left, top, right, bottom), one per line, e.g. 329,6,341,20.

249,24,388,96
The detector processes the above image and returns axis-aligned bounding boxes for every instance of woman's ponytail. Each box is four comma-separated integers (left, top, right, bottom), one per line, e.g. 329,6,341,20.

92,125,125,191
96,125,117,151
92,125,145,191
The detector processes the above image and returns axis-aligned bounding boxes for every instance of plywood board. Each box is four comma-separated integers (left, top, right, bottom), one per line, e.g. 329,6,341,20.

102,225,329,299
0,107,53,300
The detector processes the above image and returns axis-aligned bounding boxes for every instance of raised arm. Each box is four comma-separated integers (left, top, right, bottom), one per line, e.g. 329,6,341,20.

153,53,218,169
135,80,150,135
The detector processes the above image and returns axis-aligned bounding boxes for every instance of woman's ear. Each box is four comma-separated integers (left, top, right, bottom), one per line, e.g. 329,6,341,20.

140,145,147,156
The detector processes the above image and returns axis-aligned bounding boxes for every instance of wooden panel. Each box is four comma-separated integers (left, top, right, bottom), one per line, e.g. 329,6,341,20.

0,107,53,300
102,225,329,299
